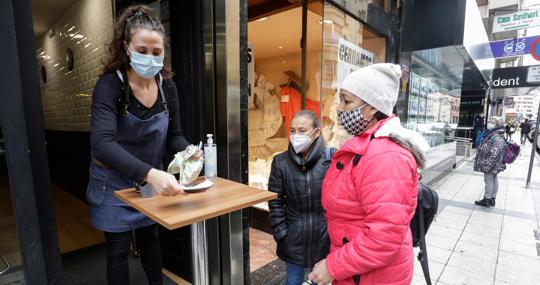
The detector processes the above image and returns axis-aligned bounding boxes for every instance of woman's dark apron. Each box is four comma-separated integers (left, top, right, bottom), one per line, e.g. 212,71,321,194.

87,71,169,233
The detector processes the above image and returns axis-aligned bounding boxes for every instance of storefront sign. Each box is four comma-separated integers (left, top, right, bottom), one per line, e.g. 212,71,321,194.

503,96,514,106
489,65,540,88
493,9,540,33
468,36,539,60
526,65,540,83
337,38,374,85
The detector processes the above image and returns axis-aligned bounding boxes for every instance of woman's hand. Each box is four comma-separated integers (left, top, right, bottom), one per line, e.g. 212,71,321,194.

145,168,184,196
308,259,333,285
190,149,203,160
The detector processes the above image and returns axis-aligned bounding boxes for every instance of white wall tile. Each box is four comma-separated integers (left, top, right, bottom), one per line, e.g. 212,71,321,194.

37,0,113,131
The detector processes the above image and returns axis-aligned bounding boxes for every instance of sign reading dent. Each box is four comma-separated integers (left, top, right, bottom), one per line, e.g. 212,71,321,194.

489,65,540,89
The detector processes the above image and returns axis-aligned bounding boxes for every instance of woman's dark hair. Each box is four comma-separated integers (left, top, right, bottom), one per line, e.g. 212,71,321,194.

102,5,172,78
373,111,389,121
293,110,320,129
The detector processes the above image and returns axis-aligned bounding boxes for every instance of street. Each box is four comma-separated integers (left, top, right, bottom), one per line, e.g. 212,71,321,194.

412,141,540,285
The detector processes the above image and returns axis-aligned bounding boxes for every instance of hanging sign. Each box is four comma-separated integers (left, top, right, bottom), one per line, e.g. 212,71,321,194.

469,36,540,60
489,65,540,89
493,9,540,33
337,37,374,86
526,65,540,83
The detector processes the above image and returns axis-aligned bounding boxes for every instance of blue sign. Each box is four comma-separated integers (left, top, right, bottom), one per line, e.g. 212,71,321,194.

469,36,539,60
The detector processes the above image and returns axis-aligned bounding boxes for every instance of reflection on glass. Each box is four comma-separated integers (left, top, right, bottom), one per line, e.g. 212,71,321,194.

331,0,389,20
247,6,320,195
321,1,386,148
404,48,463,149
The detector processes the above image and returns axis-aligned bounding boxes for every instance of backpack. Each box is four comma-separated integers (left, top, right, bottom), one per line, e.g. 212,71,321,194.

351,154,438,285
503,141,520,164
411,181,438,246
412,181,438,285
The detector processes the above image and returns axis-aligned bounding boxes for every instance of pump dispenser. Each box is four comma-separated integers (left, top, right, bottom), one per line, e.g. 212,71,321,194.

204,134,217,179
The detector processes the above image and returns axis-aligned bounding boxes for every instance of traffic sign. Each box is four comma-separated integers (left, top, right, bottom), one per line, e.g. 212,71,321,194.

531,36,540,61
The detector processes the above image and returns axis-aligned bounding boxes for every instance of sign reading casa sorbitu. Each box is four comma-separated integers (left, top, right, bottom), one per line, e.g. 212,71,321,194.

493,9,540,33
489,65,540,89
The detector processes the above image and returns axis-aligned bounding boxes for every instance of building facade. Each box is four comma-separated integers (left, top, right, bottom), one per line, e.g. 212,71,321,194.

0,0,492,284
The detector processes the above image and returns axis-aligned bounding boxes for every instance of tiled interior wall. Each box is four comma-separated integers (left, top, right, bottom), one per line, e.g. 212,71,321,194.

37,0,113,132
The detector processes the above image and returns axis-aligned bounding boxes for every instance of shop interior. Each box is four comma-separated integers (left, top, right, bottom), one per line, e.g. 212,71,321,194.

246,0,388,278
247,0,387,196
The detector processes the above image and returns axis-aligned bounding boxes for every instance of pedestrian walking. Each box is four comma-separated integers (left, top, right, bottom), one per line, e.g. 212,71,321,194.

308,64,429,285
520,119,532,145
504,121,515,141
87,5,201,284
268,110,332,285
473,117,506,207
473,112,485,148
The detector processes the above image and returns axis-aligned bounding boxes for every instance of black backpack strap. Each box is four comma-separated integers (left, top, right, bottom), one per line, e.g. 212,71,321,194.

417,186,432,285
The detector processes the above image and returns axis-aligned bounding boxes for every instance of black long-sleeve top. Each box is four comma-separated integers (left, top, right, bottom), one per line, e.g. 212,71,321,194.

90,72,190,182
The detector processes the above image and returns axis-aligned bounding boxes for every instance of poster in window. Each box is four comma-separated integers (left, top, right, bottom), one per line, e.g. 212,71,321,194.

336,37,374,87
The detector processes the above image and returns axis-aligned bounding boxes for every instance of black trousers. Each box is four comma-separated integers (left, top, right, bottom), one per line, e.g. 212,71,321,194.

104,224,163,285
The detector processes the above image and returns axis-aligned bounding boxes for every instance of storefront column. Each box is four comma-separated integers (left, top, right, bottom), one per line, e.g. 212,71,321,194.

203,0,249,284
0,0,63,284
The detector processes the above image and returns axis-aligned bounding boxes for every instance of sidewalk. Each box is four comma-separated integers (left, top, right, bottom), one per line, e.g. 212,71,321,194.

412,142,540,285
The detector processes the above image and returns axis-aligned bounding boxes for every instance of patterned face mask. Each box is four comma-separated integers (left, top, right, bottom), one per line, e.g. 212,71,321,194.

338,104,371,136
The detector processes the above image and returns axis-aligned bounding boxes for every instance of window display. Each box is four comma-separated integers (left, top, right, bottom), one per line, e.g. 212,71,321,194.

247,6,323,205
321,2,386,149
247,1,388,211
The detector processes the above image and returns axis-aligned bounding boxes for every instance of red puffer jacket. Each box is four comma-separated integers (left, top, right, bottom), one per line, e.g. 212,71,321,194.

322,117,420,285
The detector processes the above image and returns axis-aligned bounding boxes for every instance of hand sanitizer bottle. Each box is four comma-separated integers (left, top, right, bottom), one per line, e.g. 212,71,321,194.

204,134,217,179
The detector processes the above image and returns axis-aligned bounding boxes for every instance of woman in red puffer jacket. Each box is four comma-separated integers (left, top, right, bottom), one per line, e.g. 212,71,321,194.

309,64,429,285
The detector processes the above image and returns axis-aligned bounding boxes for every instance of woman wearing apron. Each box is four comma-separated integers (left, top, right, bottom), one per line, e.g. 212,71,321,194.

87,5,200,285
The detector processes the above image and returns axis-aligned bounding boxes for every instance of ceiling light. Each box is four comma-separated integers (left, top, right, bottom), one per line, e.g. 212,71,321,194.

73,34,84,39
278,46,283,49
319,20,333,25
256,17,269,22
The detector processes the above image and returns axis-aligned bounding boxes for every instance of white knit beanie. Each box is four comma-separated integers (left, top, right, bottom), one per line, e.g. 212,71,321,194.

340,63,402,116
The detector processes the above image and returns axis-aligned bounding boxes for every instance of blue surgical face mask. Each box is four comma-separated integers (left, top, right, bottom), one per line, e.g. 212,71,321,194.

129,49,164,78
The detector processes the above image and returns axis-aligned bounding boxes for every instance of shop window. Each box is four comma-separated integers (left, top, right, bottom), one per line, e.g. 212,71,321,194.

329,0,390,21
247,3,323,204
402,48,463,149
321,1,386,148
247,0,388,207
